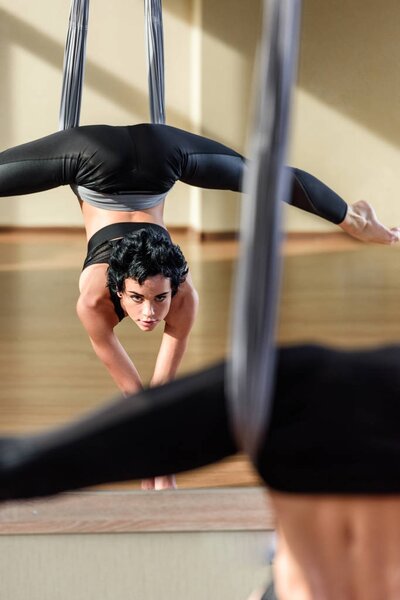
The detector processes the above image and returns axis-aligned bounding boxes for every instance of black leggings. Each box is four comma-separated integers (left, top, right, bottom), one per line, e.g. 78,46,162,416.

0,124,347,223
1,345,400,502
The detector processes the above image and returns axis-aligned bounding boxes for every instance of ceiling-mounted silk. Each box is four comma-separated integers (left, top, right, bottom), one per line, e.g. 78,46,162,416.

59,0,90,130
144,0,166,124
227,0,302,459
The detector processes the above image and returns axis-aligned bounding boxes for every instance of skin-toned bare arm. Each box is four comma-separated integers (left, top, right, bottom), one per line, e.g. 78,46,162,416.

77,264,143,395
76,295,143,396
151,274,199,387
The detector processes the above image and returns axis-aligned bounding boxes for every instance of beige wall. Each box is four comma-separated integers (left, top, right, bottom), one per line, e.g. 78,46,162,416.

191,0,261,233
287,0,400,232
0,0,399,231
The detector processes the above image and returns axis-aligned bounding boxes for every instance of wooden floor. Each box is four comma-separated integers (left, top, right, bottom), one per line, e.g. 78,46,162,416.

0,229,399,489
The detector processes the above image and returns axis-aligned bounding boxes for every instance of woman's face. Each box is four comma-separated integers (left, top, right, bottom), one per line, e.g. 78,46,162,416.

118,275,173,331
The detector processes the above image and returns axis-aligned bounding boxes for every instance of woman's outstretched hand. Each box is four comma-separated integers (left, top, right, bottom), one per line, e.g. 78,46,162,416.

339,200,400,244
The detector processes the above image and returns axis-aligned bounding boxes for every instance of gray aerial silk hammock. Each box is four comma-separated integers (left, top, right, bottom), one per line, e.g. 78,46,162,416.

59,0,165,129
59,0,90,130
144,0,166,124
227,0,302,459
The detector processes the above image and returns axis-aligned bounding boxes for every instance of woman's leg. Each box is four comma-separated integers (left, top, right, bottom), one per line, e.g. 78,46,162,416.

0,129,86,196
161,125,347,224
3,343,400,501
161,125,400,238
0,363,236,501
258,344,400,495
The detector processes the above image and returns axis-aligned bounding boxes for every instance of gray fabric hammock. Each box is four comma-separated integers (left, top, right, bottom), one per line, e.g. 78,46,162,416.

59,0,165,129
144,0,166,124
227,0,302,459
59,0,90,130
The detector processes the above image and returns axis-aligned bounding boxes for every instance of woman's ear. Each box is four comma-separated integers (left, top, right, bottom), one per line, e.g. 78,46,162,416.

116,291,123,298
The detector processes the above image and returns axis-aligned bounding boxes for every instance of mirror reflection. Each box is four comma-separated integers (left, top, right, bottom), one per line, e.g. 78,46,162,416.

1,0,400,497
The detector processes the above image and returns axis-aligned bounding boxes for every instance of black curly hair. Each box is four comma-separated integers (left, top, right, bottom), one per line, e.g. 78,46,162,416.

107,228,188,296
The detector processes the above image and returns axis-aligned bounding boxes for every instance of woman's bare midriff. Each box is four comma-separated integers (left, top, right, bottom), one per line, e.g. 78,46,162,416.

80,198,167,241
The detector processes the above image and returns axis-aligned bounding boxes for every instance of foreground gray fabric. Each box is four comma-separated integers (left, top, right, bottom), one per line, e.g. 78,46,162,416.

227,0,302,458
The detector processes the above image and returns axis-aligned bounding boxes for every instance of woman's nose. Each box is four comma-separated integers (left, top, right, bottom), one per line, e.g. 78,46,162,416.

142,302,155,317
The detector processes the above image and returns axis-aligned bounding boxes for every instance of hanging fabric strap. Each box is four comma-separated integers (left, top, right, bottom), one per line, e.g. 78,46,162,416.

144,0,166,124
59,0,90,130
227,0,302,459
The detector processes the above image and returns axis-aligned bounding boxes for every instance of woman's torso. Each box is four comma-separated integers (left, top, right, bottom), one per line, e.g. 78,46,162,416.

72,124,196,325
80,199,166,241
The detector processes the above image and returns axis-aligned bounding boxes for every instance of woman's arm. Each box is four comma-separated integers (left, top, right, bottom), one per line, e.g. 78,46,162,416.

77,297,143,395
78,264,143,395
151,275,199,387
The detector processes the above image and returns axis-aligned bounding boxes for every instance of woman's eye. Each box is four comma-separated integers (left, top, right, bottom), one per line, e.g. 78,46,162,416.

130,296,142,303
156,296,167,302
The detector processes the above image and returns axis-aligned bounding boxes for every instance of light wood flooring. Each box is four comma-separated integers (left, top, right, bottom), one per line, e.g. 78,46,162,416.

0,229,399,489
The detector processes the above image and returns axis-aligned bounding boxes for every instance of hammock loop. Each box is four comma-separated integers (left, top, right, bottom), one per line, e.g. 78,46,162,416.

227,0,302,458
59,0,90,131
144,0,166,124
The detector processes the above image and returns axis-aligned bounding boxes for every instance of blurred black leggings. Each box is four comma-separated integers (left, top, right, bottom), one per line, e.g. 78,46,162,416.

1,344,400,501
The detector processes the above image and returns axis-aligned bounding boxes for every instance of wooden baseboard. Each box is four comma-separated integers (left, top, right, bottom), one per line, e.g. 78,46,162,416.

0,226,349,244
0,487,274,535
285,231,349,241
0,225,239,241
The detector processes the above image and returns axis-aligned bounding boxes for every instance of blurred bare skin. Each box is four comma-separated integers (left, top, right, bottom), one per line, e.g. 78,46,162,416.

259,492,400,600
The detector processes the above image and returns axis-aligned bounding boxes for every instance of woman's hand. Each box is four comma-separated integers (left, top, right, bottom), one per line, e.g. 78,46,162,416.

339,200,400,244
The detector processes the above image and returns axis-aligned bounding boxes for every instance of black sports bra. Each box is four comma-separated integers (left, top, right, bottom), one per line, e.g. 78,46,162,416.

82,222,171,321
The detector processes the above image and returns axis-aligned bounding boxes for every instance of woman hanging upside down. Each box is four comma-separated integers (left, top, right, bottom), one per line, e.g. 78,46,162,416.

0,122,398,489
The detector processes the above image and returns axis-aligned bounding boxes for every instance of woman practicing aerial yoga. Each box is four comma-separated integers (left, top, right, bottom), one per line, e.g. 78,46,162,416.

0,122,398,494
0,122,397,393
0,123,398,389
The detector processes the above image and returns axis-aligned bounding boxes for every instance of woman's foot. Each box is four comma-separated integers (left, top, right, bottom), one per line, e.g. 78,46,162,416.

339,200,400,244
141,475,177,490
